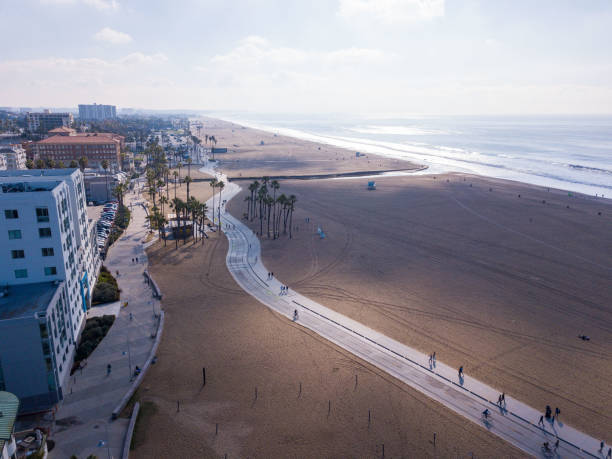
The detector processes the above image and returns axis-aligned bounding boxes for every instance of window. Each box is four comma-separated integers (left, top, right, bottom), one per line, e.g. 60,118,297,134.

11,249,25,259
42,247,55,257
8,229,22,240
44,266,57,276
36,207,50,222
39,227,52,238
14,269,28,278
4,209,18,219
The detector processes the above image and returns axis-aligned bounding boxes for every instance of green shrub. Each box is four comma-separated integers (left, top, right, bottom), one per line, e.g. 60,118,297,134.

92,282,118,304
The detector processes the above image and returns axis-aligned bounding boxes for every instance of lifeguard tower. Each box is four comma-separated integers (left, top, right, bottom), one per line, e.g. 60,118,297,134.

367,181,376,190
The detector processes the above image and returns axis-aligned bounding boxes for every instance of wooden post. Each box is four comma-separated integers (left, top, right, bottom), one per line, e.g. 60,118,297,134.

368,409,371,427
177,400,180,412
255,387,258,400
433,432,436,446
202,367,206,386
298,382,302,398
216,423,218,435
355,374,358,390
382,443,385,458
328,400,331,416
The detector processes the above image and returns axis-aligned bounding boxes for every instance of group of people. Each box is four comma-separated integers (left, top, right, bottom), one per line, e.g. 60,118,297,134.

279,285,290,295
538,405,561,428
496,392,506,408
267,272,274,280
131,257,139,263
428,352,437,367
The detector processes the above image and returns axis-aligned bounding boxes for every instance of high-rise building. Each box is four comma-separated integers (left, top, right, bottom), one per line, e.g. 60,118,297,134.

0,145,27,170
78,104,117,121
0,169,100,413
25,110,73,134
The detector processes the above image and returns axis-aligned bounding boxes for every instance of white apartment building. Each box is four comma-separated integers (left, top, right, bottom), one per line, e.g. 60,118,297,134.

0,169,100,413
0,145,27,170
78,104,117,121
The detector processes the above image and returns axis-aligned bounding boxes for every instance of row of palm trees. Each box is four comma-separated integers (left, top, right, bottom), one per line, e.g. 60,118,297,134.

147,196,208,249
245,177,297,239
208,177,225,227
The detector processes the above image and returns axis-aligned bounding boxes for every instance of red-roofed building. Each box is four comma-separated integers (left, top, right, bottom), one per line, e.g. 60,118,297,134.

30,134,122,171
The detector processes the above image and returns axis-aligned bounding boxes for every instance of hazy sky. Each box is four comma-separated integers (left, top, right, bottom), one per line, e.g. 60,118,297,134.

1,0,611,114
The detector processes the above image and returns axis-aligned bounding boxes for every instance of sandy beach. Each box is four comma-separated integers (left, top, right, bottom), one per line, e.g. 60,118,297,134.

197,117,420,178
227,172,612,442
131,118,611,457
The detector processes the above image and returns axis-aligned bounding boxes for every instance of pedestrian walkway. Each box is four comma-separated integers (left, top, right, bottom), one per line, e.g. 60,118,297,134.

202,166,604,458
49,180,161,459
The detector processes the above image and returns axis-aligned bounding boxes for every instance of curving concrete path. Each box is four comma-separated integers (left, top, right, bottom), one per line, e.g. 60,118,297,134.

50,179,161,459
202,166,605,458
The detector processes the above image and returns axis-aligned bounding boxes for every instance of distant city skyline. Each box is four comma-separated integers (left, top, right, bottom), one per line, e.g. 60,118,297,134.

1,0,612,115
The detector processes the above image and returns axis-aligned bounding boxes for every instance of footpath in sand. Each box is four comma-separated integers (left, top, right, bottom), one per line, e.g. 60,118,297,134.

49,181,161,459
208,166,607,458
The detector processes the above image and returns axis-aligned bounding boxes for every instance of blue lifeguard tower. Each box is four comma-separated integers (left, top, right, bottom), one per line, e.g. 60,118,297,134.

367,181,376,190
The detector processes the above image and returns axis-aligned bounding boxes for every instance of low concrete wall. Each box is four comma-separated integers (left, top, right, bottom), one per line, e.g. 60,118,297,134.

121,401,140,459
143,270,162,299
111,310,165,420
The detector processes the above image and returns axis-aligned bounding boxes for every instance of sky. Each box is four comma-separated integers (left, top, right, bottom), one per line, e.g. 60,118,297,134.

1,0,612,115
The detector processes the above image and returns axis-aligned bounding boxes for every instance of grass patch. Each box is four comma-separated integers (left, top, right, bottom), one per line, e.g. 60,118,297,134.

92,265,120,305
72,314,115,372
130,401,158,451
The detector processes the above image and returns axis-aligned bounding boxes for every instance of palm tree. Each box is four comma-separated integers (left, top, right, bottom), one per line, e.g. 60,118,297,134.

209,178,218,224
159,195,168,216
275,194,287,237
257,186,267,235
172,171,179,200
101,159,110,202
271,180,280,238
248,181,259,220
288,195,297,238
69,160,78,168
187,157,192,177
216,180,225,228
185,176,192,201
78,156,88,171
35,159,45,169
113,181,127,207
46,159,55,169
57,161,65,169
177,162,182,186
171,197,185,249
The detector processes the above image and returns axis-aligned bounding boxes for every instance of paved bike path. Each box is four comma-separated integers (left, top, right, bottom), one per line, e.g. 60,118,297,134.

202,166,605,458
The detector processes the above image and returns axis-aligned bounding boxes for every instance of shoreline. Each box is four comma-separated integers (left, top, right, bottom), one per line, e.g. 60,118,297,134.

206,114,612,200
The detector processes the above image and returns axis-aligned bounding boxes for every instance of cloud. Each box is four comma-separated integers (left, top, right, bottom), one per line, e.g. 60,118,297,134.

207,36,389,74
338,0,444,24
41,0,118,10
94,27,132,44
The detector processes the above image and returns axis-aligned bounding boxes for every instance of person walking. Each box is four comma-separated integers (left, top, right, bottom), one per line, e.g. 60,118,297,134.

538,415,544,427
432,352,436,362
107,364,112,376
606,447,611,459
458,366,463,378
555,407,560,418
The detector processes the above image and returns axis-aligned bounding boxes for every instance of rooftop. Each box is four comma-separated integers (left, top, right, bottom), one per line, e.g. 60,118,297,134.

37,134,120,145
0,391,19,451
48,127,76,134
0,168,78,178
0,282,61,320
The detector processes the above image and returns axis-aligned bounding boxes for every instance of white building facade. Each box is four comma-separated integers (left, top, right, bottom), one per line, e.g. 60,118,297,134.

0,145,27,170
78,104,117,121
0,169,100,412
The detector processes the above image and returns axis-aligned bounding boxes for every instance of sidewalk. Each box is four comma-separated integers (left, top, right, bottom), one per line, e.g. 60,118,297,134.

49,181,161,459
208,166,605,458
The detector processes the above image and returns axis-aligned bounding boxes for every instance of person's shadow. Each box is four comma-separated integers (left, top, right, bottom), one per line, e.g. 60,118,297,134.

459,375,464,386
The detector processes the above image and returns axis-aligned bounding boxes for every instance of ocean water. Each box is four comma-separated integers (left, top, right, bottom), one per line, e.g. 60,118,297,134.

214,113,612,198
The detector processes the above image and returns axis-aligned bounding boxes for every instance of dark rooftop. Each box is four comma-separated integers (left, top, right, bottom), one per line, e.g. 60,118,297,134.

0,282,61,320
